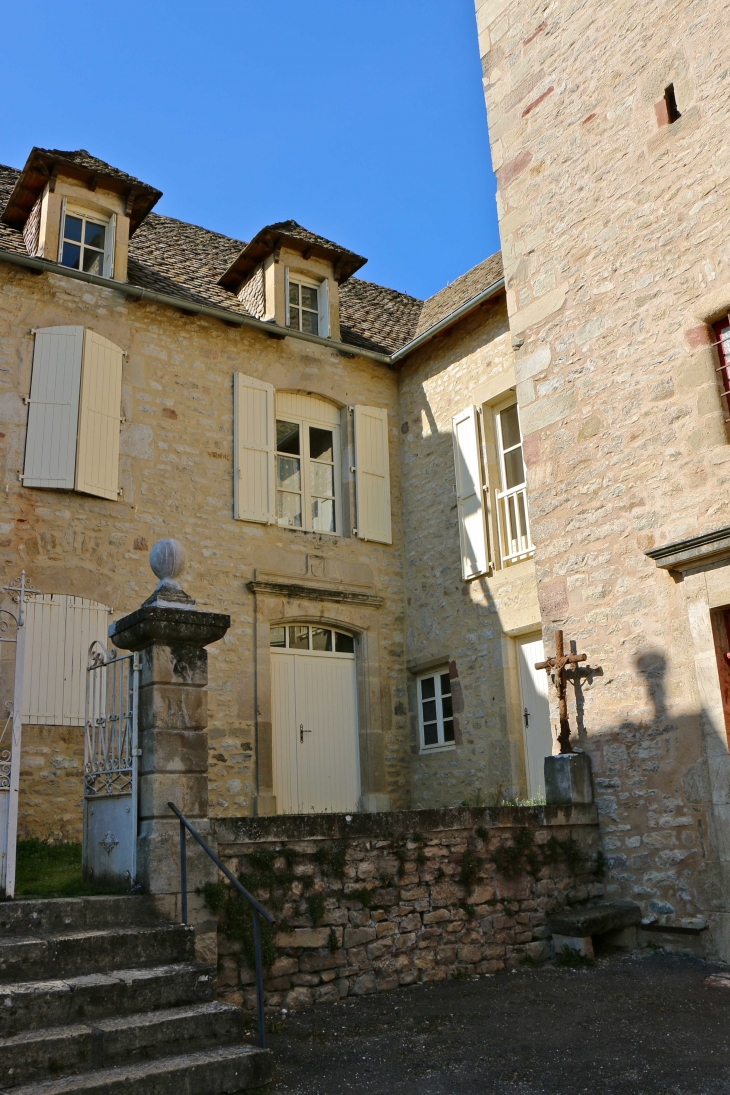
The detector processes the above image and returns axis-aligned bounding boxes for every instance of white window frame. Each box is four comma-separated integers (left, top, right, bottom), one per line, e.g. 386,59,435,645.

285,271,325,336
275,412,342,535
417,668,456,753
269,623,356,659
58,202,115,278
493,397,534,566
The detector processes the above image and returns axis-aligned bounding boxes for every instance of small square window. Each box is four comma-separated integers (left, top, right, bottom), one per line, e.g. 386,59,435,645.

60,208,111,277
311,627,332,651
287,277,320,335
417,670,456,752
270,626,286,648
335,631,355,654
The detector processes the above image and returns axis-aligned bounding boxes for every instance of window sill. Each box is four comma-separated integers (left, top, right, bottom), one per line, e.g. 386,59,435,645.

419,743,457,756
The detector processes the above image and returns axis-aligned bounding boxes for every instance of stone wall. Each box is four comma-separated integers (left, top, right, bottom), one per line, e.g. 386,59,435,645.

398,297,542,808
473,0,730,952
17,725,83,842
213,805,600,1012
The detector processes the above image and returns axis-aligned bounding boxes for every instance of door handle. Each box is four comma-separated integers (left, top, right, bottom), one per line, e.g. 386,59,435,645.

524,707,530,728
300,723,312,743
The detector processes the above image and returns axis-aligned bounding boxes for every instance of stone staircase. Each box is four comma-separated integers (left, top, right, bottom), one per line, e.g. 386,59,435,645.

0,895,272,1093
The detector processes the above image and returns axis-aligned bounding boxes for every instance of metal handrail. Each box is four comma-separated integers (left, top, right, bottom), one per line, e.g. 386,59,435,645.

167,802,274,1049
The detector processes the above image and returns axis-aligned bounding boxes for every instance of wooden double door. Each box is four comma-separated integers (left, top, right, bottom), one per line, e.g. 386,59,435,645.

271,631,359,814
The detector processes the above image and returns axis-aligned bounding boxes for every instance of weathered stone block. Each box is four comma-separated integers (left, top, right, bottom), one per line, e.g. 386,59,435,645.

545,753,594,805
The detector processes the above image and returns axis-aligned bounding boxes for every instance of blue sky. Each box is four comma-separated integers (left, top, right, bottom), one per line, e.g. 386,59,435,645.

2,1,499,301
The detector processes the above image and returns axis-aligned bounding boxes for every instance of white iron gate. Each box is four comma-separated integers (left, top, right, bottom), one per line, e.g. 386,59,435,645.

0,572,38,898
83,642,139,888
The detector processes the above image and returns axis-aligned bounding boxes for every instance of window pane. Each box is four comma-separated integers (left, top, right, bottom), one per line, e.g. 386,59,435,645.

504,447,525,489
441,695,453,720
440,673,451,696
82,249,104,275
64,215,82,242
277,455,300,491
270,626,286,648
61,242,81,269
312,497,335,532
422,700,437,723
311,461,334,497
277,421,300,455
500,404,521,451
311,627,332,651
301,310,319,336
424,723,439,746
289,625,309,649
84,221,106,249
420,676,435,700
289,281,300,305
301,285,318,310
309,426,333,462
443,720,455,743
335,632,355,654
288,306,300,330
277,491,302,526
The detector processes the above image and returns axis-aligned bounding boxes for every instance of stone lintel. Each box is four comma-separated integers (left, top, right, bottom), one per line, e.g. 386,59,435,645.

646,523,730,572
247,578,383,607
110,604,230,651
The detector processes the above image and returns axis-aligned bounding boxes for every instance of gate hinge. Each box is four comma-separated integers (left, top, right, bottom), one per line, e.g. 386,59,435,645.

132,747,142,757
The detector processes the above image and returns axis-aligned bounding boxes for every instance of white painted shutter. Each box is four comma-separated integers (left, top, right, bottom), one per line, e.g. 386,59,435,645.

22,326,83,489
104,213,116,278
452,406,488,579
318,278,330,338
234,373,276,522
22,594,109,725
353,405,392,544
75,330,124,500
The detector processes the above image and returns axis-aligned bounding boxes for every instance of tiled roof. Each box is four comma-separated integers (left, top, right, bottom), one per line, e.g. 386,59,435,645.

0,160,503,357
415,252,504,338
218,218,366,292
36,149,152,191
263,219,364,261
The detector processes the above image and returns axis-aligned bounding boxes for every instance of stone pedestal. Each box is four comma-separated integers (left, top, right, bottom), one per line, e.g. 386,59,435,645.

111,602,230,959
545,752,593,805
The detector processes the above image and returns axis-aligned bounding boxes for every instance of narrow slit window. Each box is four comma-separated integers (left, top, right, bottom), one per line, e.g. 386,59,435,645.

664,84,681,124
713,317,730,419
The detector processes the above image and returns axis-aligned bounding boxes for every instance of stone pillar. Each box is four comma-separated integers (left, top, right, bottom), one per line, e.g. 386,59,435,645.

545,752,594,805
110,539,229,959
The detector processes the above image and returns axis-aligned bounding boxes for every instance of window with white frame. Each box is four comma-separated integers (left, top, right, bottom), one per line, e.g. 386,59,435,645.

59,206,114,277
417,669,455,751
288,278,320,334
494,399,533,565
276,414,340,533
270,623,355,654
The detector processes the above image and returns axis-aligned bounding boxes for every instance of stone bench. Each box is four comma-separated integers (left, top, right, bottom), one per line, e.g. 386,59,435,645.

547,901,642,958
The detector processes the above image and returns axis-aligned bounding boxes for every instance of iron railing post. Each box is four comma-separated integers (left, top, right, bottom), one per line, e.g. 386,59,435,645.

253,909,266,1048
179,818,187,925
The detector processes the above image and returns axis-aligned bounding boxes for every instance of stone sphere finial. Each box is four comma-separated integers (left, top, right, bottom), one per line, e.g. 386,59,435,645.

149,539,186,582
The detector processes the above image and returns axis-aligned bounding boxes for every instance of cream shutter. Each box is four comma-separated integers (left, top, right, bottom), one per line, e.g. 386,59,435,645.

22,326,84,489
234,373,276,522
452,406,489,579
318,278,330,338
353,405,392,544
22,594,110,726
104,213,116,278
75,330,124,500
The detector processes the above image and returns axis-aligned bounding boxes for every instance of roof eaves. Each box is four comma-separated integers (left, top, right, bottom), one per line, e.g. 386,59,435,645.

390,276,506,363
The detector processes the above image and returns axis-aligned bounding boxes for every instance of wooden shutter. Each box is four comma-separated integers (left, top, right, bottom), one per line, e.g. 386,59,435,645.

22,594,110,726
353,405,392,544
234,373,276,522
22,326,84,489
57,199,67,262
104,213,116,278
75,330,124,500
452,406,489,579
318,278,330,338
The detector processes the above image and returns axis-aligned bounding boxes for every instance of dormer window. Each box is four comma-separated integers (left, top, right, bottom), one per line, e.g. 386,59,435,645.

60,205,114,277
288,278,320,334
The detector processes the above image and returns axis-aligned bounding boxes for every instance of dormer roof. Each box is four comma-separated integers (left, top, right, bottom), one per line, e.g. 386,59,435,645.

218,219,366,293
0,147,162,235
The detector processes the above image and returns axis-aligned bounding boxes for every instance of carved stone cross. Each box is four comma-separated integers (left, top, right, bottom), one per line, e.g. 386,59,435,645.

535,630,587,754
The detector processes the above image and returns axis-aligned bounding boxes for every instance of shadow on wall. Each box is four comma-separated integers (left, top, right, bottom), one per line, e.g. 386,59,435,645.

579,645,721,935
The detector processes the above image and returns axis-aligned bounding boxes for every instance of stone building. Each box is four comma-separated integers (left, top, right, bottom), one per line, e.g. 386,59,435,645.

0,145,551,849
474,0,730,954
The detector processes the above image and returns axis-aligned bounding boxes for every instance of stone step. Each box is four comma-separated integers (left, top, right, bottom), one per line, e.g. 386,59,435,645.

0,925,195,984
547,900,641,939
0,1001,243,1089
0,898,163,940
0,962,215,1035
6,1044,272,1095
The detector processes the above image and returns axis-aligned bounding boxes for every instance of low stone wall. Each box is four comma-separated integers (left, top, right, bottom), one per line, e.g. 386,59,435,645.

18,724,84,842
213,804,601,1012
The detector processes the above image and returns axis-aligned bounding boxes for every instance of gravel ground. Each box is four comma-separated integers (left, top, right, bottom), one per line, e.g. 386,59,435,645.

266,952,730,1094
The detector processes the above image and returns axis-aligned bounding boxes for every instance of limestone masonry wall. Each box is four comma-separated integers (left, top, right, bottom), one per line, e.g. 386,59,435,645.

213,805,600,1012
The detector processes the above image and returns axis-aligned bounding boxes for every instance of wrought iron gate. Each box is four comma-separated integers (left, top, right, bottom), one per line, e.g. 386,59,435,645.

83,642,139,888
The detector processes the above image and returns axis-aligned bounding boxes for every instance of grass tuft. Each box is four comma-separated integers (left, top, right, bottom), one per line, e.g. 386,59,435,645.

14,839,125,897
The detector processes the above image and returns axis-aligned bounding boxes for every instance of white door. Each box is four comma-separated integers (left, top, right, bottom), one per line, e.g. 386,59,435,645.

271,624,359,814
517,634,553,799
